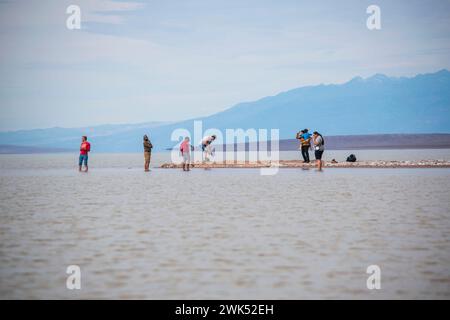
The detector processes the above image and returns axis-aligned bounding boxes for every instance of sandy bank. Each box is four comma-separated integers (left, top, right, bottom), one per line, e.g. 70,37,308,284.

161,160,450,169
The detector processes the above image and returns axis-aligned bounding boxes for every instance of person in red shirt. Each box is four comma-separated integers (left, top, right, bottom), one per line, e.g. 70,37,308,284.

179,136,191,171
79,136,91,172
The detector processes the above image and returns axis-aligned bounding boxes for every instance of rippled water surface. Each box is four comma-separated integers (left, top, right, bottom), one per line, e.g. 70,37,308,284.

1,152,450,299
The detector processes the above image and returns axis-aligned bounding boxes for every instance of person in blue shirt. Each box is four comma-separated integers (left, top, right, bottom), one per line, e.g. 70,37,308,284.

302,129,312,143
296,129,312,163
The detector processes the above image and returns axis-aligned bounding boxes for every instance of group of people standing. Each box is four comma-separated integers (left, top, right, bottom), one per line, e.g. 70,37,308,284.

77,134,217,173
77,130,325,172
296,129,325,171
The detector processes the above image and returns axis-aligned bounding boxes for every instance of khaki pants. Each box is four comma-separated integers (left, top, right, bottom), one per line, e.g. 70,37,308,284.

144,152,151,170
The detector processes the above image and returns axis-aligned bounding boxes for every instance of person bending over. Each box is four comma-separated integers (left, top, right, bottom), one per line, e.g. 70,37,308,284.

201,135,216,162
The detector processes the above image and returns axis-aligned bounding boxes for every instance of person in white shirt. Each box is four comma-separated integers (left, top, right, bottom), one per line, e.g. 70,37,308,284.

313,131,325,171
201,135,216,162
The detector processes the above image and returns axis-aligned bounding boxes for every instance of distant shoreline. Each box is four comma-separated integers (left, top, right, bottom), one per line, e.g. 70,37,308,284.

161,160,450,169
1,133,450,154
0,145,72,155
221,134,450,152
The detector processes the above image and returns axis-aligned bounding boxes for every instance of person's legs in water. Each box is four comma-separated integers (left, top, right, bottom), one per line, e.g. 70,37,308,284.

300,146,306,162
204,144,211,162
144,152,150,171
315,150,323,171
203,145,212,170
186,153,191,171
79,155,88,172
148,152,151,170
78,155,83,172
85,155,89,172
301,146,310,163
201,144,206,160
182,152,186,171
183,152,190,171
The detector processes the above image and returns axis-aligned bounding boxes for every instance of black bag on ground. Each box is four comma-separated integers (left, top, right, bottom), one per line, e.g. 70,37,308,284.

346,154,357,162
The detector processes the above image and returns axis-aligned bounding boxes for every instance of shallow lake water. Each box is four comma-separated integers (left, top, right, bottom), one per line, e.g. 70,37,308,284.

1,151,450,299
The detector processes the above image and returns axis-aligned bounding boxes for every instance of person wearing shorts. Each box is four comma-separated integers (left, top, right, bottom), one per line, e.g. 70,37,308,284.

313,131,325,171
180,137,191,171
79,136,91,172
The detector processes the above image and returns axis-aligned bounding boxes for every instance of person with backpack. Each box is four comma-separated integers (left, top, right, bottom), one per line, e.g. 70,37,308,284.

143,134,153,172
313,131,325,171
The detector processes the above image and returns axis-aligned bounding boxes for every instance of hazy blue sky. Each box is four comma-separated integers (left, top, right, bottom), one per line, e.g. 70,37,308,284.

1,0,450,130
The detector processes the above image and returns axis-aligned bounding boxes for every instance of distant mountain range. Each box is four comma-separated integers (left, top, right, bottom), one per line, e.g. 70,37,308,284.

1,70,449,152
222,134,450,152
0,122,170,152
2,134,450,154
0,145,71,154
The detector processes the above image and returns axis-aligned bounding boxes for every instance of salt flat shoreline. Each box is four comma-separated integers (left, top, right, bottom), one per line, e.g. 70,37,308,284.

161,160,450,169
